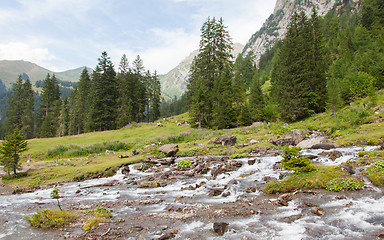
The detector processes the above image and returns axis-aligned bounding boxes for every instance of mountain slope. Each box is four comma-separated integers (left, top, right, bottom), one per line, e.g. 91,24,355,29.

160,43,244,98
0,60,91,88
243,0,357,65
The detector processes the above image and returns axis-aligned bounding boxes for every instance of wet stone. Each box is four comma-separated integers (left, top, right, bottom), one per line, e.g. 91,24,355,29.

311,207,324,216
213,222,229,236
278,213,304,223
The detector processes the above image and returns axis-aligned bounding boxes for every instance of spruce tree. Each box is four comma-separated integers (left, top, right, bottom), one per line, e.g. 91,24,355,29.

187,17,234,128
0,128,28,175
70,68,91,134
58,97,69,137
271,9,327,122
87,52,117,131
5,76,25,135
249,74,265,122
20,79,35,139
38,74,61,137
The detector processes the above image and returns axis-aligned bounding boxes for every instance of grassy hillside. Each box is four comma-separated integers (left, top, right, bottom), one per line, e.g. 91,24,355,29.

2,91,384,190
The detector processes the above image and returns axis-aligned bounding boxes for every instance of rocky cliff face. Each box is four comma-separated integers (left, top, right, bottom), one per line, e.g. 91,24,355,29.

243,0,348,65
160,43,244,98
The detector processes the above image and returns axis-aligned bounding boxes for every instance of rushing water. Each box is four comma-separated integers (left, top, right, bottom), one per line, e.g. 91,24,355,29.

0,146,382,239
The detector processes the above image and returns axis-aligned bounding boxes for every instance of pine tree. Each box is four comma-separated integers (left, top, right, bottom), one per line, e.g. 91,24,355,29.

5,76,25,135
70,68,91,134
38,74,61,137
271,9,327,122
0,128,28,175
87,52,117,131
20,79,35,139
147,71,161,122
249,74,265,122
187,17,234,128
58,97,69,137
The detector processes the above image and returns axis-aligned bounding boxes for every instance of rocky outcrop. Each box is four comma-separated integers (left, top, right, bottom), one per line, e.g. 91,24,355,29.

243,0,359,65
270,129,306,146
296,136,328,149
160,43,244,97
210,135,237,146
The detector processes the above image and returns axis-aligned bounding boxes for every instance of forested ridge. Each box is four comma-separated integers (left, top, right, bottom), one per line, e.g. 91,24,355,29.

0,0,383,139
1,52,161,139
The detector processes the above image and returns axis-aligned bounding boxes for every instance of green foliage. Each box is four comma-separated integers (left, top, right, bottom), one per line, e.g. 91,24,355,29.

325,177,364,191
46,141,132,158
279,146,315,172
0,128,28,175
38,74,61,138
50,188,62,210
23,209,77,228
271,9,328,122
177,159,192,169
82,217,102,231
186,17,235,129
264,165,342,193
365,160,384,186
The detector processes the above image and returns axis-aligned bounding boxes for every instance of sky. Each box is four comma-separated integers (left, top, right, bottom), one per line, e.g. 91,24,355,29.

0,0,276,74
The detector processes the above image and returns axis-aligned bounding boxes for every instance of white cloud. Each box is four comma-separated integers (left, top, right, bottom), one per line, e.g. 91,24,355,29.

109,28,200,74
0,42,58,71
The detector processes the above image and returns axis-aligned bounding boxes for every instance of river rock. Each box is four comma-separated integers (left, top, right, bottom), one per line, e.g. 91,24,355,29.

211,135,237,146
213,222,229,236
311,207,324,216
270,129,306,146
252,145,268,155
209,188,224,196
158,144,179,157
122,166,130,175
377,232,384,239
311,143,336,150
297,136,328,149
339,164,355,174
158,230,178,240
141,157,175,165
248,159,256,165
278,213,304,223
277,193,293,206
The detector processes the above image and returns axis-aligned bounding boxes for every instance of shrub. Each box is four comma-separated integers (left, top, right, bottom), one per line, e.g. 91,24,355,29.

177,159,192,169
365,160,384,186
325,177,364,191
264,166,342,193
279,146,315,172
23,209,77,228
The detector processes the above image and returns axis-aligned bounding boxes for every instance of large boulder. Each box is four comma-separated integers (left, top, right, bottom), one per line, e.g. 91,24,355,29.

211,135,237,146
270,129,306,146
296,136,329,149
158,144,179,157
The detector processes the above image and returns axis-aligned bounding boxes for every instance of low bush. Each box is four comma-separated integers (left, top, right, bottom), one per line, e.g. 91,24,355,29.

279,146,315,172
264,166,342,193
325,177,364,191
365,160,384,186
177,159,192,169
23,209,77,228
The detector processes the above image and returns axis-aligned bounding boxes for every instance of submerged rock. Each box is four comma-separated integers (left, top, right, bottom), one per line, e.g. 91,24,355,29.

213,222,229,236
278,213,304,223
311,207,324,216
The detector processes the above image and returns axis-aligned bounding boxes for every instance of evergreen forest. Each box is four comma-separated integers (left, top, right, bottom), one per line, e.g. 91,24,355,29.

0,0,383,138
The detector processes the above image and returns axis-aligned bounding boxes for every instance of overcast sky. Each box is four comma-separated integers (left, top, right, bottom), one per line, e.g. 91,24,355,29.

0,0,276,74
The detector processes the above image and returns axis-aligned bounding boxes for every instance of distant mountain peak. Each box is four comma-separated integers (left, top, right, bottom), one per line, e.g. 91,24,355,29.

243,0,358,66
0,60,92,88
160,43,244,98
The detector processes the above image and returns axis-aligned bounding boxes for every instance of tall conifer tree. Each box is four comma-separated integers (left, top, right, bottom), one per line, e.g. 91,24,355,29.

87,52,117,131
187,17,234,128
